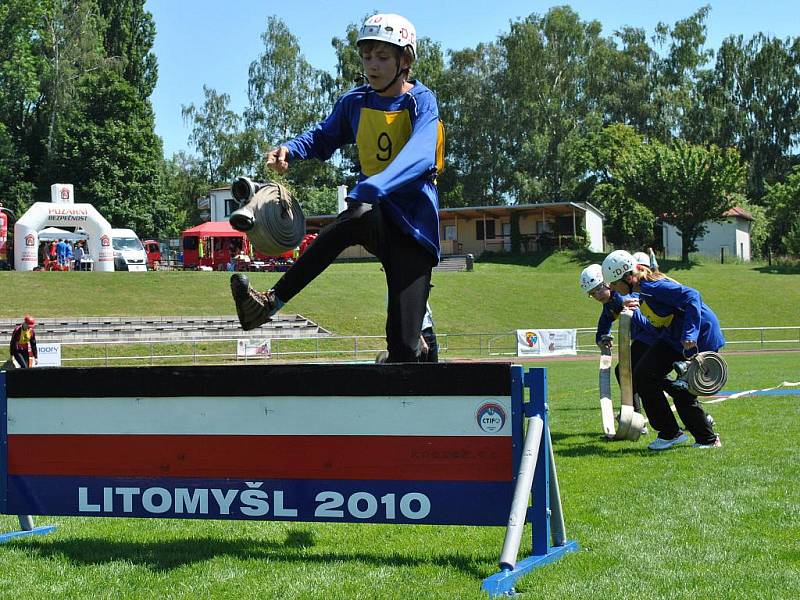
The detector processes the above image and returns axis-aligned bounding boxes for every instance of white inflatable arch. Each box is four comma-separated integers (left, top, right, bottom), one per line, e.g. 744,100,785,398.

14,202,114,271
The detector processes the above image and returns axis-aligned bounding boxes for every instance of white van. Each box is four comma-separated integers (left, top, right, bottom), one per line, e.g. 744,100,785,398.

111,228,147,272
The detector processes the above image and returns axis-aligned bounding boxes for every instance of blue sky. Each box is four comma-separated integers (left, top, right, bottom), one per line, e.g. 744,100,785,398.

145,1,797,158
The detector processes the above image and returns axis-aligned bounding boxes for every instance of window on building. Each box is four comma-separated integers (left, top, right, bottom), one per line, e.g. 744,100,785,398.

476,219,496,240
445,225,457,241
224,198,238,217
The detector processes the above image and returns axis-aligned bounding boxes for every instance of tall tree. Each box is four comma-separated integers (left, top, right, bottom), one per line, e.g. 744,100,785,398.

762,165,800,256
182,86,247,186
0,0,45,214
616,139,746,261
437,42,509,206
96,0,158,97
649,6,713,140
53,70,173,237
500,7,608,200
689,33,800,197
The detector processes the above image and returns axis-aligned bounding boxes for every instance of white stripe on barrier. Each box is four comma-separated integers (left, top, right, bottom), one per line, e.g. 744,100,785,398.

702,381,800,404
8,395,513,436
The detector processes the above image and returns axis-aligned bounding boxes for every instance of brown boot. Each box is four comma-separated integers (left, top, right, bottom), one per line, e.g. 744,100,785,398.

230,273,277,330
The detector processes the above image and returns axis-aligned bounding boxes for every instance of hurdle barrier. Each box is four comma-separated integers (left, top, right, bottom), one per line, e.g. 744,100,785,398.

1,363,577,596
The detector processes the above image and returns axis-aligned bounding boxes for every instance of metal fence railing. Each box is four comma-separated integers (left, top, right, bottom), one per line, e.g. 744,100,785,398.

48,325,800,367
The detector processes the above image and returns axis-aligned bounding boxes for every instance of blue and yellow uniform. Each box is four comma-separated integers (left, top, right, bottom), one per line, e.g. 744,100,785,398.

273,80,443,363
637,279,725,352
285,82,443,259
596,291,659,346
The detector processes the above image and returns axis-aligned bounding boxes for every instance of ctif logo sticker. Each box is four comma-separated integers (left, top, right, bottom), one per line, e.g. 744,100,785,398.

476,402,506,433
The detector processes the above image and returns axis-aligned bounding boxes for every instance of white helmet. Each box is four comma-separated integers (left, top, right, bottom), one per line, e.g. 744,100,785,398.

579,264,604,294
633,251,651,267
358,13,417,58
602,250,636,283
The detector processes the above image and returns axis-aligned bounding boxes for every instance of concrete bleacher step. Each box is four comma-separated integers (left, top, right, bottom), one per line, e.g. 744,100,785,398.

0,315,330,344
433,255,469,272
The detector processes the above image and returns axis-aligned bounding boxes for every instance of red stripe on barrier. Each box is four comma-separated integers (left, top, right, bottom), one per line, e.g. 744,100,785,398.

7,435,513,482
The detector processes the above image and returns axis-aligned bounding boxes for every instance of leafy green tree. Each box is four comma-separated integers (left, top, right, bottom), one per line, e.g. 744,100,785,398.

96,0,157,97
616,139,746,261
762,165,800,256
500,6,608,200
649,6,713,141
437,43,508,206
182,86,247,186
575,124,656,248
161,151,209,232
689,33,800,197
53,71,173,237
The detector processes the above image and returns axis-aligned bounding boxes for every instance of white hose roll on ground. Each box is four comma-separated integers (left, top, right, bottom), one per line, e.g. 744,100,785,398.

244,182,306,256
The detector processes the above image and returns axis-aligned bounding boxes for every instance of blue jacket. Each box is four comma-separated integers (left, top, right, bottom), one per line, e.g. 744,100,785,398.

637,278,725,353
596,291,659,346
284,82,442,260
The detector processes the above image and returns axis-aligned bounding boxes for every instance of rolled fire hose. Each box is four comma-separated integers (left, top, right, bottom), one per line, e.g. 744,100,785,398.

229,182,306,256
598,311,645,441
673,351,728,396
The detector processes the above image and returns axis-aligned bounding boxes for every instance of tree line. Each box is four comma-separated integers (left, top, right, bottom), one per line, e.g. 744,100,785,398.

2,3,799,258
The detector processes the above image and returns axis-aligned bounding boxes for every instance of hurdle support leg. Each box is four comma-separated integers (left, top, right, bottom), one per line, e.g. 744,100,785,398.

481,368,578,597
0,516,57,543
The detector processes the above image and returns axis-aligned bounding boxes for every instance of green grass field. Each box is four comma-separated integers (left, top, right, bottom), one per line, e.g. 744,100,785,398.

1,252,799,598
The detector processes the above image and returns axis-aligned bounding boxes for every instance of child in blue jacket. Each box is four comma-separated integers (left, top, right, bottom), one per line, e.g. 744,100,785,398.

231,13,444,362
602,250,722,450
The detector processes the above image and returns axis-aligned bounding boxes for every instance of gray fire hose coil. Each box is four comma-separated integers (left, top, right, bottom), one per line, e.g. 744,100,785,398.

673,351,728,396
234,182,306,256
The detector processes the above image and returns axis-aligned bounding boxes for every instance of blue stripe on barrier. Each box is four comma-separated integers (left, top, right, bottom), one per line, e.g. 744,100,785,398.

7,475,514,526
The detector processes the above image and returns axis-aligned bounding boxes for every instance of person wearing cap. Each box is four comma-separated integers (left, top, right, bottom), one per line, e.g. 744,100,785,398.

601,250,723,450
9,315,38,368
580,263,658,428
231,13,444,363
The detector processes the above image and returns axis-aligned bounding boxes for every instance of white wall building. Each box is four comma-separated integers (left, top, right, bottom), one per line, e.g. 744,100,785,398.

197,187,236,222
662,207,753,261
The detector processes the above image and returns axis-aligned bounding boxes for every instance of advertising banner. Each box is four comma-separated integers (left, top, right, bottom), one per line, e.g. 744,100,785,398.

516,329,577,357
35,343,62,367
236,339,271,359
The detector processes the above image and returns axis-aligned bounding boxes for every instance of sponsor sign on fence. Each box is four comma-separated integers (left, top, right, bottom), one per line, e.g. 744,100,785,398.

236,339,271,359
516,329,577,357
35,343,61,367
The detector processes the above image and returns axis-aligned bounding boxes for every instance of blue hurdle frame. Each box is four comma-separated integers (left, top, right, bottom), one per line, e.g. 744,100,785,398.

0,370,57,542
1,364,577,594
481,367,580,597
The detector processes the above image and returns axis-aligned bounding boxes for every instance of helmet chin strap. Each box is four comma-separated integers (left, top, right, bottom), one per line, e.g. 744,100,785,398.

358,56,409,94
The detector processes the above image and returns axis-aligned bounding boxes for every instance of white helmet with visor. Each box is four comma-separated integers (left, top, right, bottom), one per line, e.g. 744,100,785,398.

602,250,637,283
579,264,604,294
633,251,651,267
358,13,417,58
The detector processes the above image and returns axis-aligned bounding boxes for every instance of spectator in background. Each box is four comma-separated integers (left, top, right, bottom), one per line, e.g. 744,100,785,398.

9,315,38,368
56,239,68,269
74,241,85,270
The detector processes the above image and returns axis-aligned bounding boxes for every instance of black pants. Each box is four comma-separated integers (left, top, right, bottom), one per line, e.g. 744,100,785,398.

273,202,435,363
11,349,30,368
421,327,438,363
634,340,716,444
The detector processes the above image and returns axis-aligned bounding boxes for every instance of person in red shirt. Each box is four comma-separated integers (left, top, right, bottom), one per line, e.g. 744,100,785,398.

9,315,38,368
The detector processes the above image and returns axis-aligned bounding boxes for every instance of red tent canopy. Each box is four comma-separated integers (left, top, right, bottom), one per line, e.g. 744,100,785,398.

181,221,246,238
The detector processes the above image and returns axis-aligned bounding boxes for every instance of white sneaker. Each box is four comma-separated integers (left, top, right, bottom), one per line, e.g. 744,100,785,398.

692,436,722,449
648,432,689,451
